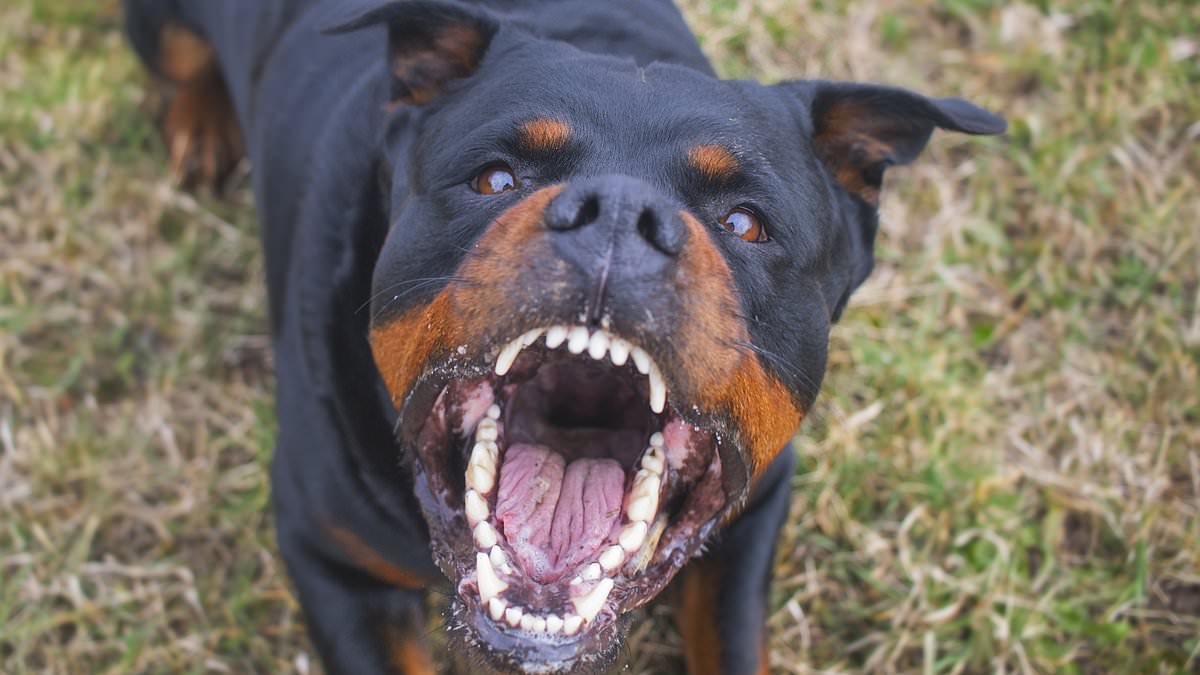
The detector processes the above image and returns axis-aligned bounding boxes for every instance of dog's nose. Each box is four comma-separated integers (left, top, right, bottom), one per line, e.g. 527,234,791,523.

544,175,687,257
542,175,690,327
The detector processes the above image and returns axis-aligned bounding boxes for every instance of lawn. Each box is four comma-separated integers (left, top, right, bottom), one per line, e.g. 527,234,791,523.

1,0,1197,673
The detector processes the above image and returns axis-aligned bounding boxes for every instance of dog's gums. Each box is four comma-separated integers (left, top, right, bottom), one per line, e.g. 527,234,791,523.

408,325,731,666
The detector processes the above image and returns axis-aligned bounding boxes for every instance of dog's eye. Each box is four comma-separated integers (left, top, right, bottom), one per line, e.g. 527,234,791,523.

719,207,766,242
474,164,518,195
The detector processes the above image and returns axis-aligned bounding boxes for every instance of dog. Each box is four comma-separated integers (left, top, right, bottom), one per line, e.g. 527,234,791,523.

123,0,1004,672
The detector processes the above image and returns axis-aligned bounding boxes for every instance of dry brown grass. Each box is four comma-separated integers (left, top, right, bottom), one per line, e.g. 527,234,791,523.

2,0,1197,673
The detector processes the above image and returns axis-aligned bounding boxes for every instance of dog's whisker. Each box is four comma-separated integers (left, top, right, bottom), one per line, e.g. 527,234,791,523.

361,275,476,315
731,338,825,395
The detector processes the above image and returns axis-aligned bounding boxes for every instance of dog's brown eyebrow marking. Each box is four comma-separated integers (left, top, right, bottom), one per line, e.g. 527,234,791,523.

519,118,572,152
687,144,739,181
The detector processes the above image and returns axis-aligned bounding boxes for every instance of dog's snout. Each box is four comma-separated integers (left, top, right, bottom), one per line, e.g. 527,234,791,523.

545,175,687,257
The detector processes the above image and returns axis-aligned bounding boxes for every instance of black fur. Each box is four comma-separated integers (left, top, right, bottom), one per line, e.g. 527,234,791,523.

123,1,1003,672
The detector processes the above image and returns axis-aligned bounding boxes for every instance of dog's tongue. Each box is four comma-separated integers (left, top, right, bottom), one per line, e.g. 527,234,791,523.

495,443,624,583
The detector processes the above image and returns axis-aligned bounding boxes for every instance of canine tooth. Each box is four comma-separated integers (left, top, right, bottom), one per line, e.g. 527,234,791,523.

587,331,609,360
495,339,522,376
474,521,498,549
545,614,563,634
520,614,537,631
567,326,589,354
649,432,664,448
488,597,507,621
520,328,544,346
598,545,624,571
465,490,488,525
631,347,651,375
477,552,508,603
609,339,630,366
476,418,498,442
545,325,568,349
626,495,655,523
486,404,501,420
581,563,602,581
648,364,666,413
572,578,613,623
570,576,583,586
619,521,648,552
505,606,524,627
563,614,584,636
489,545,507,569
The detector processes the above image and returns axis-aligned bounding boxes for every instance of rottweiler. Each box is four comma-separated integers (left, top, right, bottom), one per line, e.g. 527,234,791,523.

123,0,1005,672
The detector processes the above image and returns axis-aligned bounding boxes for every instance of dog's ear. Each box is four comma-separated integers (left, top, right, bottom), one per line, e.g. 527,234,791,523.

325,1,498,106
778,81,1006,205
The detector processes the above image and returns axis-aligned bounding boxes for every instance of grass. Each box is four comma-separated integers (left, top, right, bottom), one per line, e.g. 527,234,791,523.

1,0,1197,673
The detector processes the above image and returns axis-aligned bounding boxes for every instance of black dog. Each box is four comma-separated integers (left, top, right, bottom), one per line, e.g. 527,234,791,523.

124,1,1004,672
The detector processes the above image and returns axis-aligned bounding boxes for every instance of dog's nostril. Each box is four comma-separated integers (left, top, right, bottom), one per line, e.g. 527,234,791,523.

573,195,600,229
636,209,659,245
637,208,685,256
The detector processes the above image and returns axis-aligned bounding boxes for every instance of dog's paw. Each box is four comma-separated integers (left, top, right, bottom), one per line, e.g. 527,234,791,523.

162,70,243,190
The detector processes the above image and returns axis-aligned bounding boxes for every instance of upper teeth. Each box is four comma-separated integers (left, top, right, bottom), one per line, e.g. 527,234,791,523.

630,347,650,375
567,326,590,354
647,362,666,414
493,325,668,414
545,325,568,349
467,440,498,494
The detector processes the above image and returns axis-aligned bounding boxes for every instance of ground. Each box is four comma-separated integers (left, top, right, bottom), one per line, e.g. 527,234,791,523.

1,0,1197,673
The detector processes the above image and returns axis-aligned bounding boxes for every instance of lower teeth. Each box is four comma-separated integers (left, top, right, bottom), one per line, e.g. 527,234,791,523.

465,414,667,632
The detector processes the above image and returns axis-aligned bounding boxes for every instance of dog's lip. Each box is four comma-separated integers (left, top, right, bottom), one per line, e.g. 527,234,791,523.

454,601,627,674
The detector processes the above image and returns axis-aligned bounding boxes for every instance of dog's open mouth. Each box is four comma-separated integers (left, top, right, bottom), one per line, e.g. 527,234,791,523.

403,325,740,670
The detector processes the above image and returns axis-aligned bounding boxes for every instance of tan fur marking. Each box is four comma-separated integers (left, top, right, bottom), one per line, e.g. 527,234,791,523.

679,559,724,674
814,101,895,205
436,24,484,71
391,24,486,104
676,212,804,474
159,22,214,83
325,525,429,590
156,23,242,187
370,186,566,404
520,118,572,152
385,625,436,675
688,144,739,180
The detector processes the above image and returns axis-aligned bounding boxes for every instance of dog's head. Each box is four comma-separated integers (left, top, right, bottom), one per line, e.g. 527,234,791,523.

330,1,1004,671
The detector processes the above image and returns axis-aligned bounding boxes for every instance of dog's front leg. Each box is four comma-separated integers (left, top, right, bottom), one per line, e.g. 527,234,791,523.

275,508,435,674
677,448,796,675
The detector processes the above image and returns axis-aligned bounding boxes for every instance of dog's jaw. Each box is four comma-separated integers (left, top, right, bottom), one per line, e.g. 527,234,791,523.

400,323,742,671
